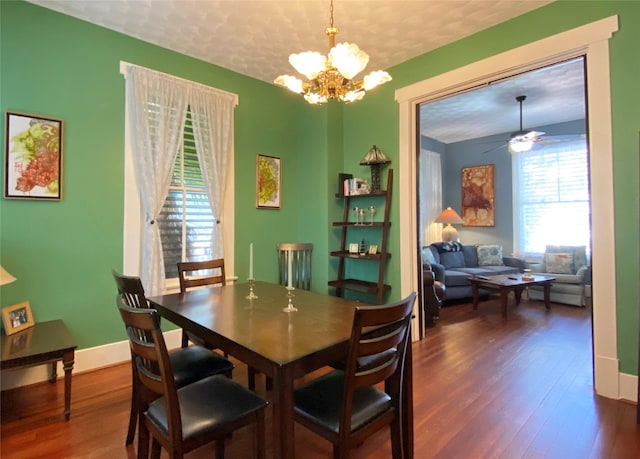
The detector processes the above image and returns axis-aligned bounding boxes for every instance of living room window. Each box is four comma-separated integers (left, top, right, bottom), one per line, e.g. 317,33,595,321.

512,135,590,258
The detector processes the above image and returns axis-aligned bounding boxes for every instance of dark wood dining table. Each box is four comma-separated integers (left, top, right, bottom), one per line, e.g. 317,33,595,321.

147,281,413,459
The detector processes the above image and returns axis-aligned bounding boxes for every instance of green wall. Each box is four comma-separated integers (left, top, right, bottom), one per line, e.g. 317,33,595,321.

1,1,639,377
340,1,640,374
0,1,329,348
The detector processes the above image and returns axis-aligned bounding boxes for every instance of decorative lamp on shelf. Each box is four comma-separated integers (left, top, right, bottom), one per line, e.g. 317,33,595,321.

0,266,16,286
434,207,464,242
359,145,390,192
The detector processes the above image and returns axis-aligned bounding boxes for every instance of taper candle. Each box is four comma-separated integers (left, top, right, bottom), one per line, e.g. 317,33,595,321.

287,249,293,288
249,243,254,279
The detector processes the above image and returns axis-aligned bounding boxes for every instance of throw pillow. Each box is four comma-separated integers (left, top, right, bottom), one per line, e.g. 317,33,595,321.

544,252,574,274
477,245,503,266
422,247,437,265
439,251,465,269
432,241,462,253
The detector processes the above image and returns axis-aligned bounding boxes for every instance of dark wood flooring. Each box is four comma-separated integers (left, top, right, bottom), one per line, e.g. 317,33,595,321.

2,296,639,458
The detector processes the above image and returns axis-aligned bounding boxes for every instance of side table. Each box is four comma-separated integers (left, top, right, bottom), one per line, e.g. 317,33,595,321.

1,319,77,421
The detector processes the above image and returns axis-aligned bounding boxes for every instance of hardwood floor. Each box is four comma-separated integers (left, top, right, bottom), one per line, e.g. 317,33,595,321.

2,297,639,458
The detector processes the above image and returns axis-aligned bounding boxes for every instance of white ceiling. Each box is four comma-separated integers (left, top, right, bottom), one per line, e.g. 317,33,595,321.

27,0,587,143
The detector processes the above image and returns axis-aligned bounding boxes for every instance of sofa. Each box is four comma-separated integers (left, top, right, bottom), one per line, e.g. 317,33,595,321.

527,245,590,307
422,242,527,302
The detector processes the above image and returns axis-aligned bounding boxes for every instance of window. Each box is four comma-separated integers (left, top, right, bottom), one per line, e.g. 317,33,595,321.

512,136,590,257
158,109,214,280
121,62,237,294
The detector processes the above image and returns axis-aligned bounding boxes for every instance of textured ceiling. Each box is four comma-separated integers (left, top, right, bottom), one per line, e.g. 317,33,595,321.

420,57,586,143
26,0,585,143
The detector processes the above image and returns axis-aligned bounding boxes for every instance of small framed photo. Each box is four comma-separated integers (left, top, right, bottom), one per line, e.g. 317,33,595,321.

348,243,359,254
256,154,281,209
368,244,378,255
2,301,35,335
4,111,63,200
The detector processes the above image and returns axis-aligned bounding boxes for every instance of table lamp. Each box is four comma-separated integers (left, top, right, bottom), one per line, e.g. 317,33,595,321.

434,207,464,242
0,266,16,286
359,145,391,192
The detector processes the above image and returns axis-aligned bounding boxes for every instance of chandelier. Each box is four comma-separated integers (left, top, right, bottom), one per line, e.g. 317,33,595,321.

274,0,392,105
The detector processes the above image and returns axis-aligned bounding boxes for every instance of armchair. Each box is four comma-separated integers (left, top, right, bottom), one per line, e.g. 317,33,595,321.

528,245,590,307
423,264,445,326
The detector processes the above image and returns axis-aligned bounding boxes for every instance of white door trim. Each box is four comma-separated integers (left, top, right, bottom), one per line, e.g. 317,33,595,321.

396,16,620,399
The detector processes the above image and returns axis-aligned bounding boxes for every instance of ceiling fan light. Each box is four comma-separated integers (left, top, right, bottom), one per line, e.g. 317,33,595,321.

274,75,305,94
363,70,392,90
509,139,533,153
328,42,369,79
289,51,326,80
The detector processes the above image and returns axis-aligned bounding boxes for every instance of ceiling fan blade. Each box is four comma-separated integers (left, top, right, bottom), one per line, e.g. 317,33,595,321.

480,143,507,155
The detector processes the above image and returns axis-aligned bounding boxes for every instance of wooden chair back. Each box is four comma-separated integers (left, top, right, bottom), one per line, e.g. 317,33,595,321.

293,292,416,459
277,242,313,290
112,270,148,309
177,259,226,292
117,299,183,448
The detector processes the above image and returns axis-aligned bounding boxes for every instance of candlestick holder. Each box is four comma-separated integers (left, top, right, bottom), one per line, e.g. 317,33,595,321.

246,278,258,299
283,286,297,312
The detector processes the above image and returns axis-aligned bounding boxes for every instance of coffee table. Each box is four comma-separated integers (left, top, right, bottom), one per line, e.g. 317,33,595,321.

469,274,555,319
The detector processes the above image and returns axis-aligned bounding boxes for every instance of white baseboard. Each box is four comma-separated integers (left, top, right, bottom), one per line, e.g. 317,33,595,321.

0,329,181,391
594,354,620,399
619,372,638,403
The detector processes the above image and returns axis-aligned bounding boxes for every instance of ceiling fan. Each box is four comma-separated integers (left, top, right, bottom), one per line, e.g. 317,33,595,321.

507,95,544,153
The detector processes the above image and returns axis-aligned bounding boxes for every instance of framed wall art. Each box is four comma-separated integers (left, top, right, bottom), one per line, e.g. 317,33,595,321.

256,154,281,209
2,301,35,335
4,111,63,200
461,164,495,226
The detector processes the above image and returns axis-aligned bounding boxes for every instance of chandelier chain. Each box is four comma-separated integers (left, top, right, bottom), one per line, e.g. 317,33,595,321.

329,0,334,28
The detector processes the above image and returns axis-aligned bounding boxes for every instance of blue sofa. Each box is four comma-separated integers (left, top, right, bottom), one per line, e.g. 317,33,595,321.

422,242,527,301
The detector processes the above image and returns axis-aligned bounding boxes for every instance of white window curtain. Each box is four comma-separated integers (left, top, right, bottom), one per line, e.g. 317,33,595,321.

512,135,590,258
419,149,443,246
124,64,237,295
189,89,236,261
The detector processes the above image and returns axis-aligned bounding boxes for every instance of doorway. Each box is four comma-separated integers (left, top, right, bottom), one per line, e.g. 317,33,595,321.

395,16,618,399
415,57,589,336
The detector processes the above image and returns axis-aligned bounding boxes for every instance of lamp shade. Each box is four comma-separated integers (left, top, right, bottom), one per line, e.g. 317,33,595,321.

359,145,391,165
434,207,464,225
0,266,16,286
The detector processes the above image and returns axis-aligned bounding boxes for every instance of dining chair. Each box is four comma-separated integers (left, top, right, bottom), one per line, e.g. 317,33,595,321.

293,292,416,459
117,299,268,459
277,242,313,290
112,270,234,447
177,259,226,348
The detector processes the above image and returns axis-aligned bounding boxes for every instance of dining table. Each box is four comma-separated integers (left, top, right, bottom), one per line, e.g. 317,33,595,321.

147,281,413,459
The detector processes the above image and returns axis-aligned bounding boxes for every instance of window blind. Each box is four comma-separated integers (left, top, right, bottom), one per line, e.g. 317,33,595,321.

512,136,590,257
157,109,214,279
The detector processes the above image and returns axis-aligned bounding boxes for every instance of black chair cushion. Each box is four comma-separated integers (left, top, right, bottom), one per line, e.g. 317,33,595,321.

169,346,234,387
294,370,391,433
146,374,268,440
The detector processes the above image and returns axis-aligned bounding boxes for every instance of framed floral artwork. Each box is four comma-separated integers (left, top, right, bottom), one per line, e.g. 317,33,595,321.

4,111,63,200
256,154,281,209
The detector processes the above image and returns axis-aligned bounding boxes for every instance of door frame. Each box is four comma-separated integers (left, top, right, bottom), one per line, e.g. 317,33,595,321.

396,16,619,399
